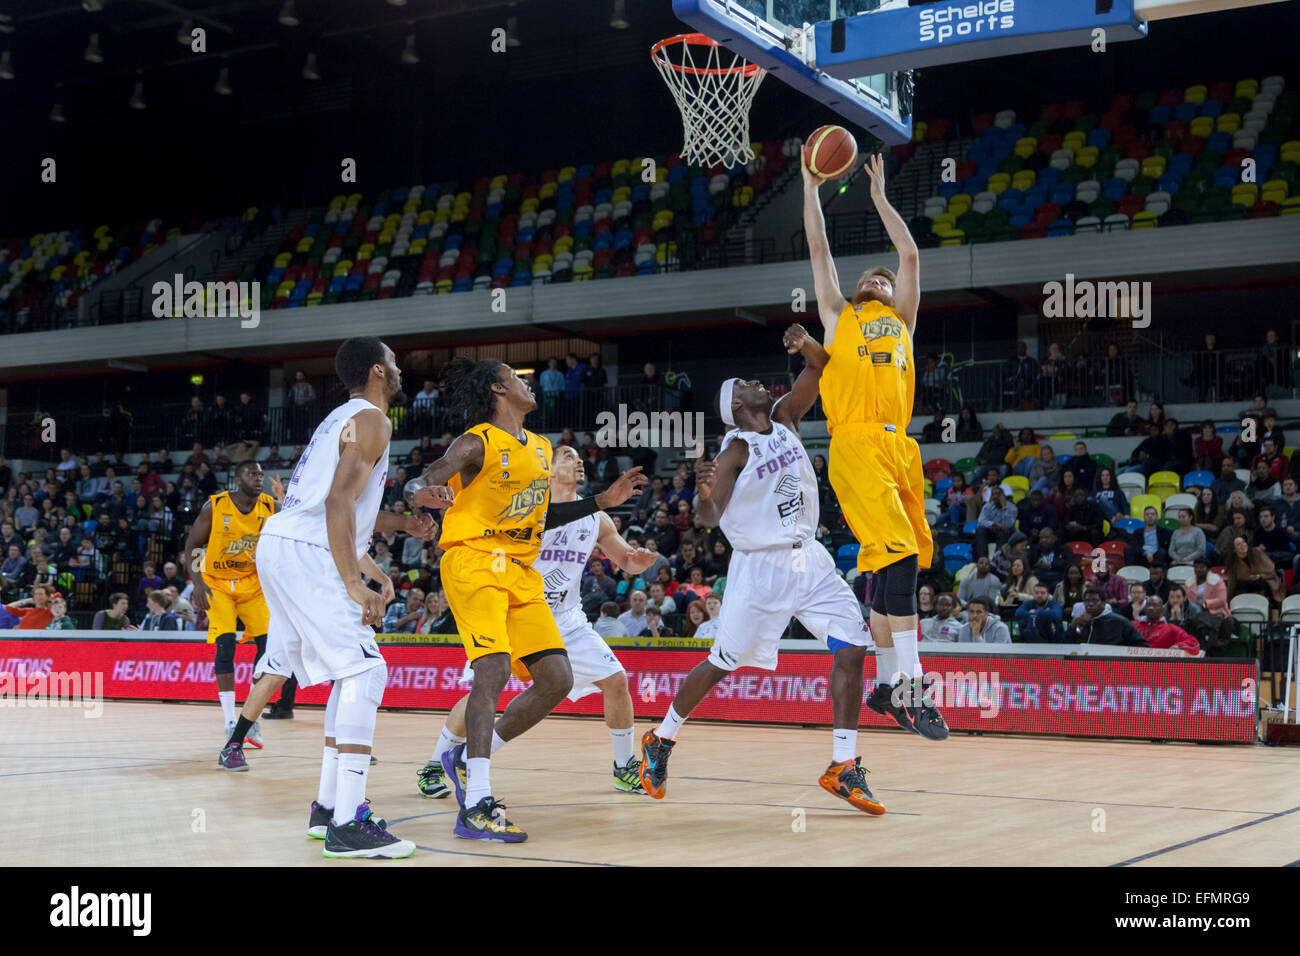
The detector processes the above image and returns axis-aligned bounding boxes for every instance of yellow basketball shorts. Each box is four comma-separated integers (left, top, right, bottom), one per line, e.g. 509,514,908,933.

203,574,270,641
440,545,564,675
829,423,934,574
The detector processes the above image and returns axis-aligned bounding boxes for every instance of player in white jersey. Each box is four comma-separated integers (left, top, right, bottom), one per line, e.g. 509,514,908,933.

416,444,658,797
255,336,437,860
639,324,887,815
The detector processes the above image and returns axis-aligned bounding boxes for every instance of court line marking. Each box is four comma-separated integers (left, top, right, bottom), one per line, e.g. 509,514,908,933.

389,800,919,826
1110,805,1300,866
409,844,621,866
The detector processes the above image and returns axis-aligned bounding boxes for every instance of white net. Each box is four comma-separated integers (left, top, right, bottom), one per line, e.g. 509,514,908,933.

653,35,766,169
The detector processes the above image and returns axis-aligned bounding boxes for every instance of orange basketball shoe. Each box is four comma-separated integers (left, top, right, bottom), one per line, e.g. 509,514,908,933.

819,757,886,815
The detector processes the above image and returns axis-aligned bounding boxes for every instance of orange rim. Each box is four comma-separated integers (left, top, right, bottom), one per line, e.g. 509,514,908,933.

651,32,764,78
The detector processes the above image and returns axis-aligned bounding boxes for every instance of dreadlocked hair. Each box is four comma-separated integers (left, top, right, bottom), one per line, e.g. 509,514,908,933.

440,356,506,427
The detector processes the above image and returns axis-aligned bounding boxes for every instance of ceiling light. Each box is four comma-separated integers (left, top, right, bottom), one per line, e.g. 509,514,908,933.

0,51,13,80
84,33,104,63
610,0,630,29
129,80,146,110
214,66,232,95
177,19,192,44
302,52,320,80
401,34,419,65
278,1,299,27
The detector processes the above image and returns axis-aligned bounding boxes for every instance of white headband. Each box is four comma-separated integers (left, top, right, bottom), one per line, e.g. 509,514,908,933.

719,378,741,427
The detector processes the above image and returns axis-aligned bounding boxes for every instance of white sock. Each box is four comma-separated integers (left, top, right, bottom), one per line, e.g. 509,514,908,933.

490,730,507,755
219,690,236,724
430,726,464,764
465,757,492,807
893,630,921,680
657,704,686,740
610,727,635,765
332,752,370,825
875,646,897,686
832,729,858,763
318,746,338,807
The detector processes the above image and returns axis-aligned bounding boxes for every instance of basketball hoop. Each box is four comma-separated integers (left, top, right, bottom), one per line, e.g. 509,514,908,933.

652,32,765,169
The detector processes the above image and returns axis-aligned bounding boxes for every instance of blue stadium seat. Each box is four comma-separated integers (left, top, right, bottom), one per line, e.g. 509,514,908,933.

835,543,860,572
1114,517,1144,534
1183,470,1215,489
962,520,978,535
1047,218,1075,237
944,542,973,575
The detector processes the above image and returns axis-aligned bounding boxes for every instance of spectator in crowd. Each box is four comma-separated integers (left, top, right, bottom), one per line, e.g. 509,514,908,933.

135,562,164,607
1169,508,1207,566
1028,446,1062,495
1194,420,1225,472
289,370,316,438
1127,422,1175,478
581,556,619,609
594,601,628,639
54,448,78,473
956,406,983,442
959,596,1012,643
582,352,607,390
563,353,585,398
1215,510,1254,561
44,596,76,630
943,472,972,526
1134,596,1201,653
672,540,705,583
646,581,677,617
263,445,286,470
382,587,426,634
1192,486,1225,536
1164,584,1202,629
917,583,937,620
140,590,180,631
1189,557,1229,615
1,521,21,554
1017,489,1058,538
1006,342,1038,407
1276,477,1300,536
990,530,1030,581
968,467,1011,522
209,394,232,443
618,589,650,636
975,484,1018,558
677,566,712,604
635,475,667,525
1028,527,1069,590
1000,557,1037,612
1005,427,1041,474
1254,505,1293,568
1054,562,1087,610
15,494,38,532
1212,456,1245,503
1107,399,1145,437
920,408,946,443
639,603,674,638
1259,412,1284,451
975,424,1013,475
682,599,709,637
695,595,721,641
411,379,438,415
1063,442,1097,491
1147,401,1167,432
1224,535,1284,604
1164,418,1194,474
1116,582,1147,620
1147,563,1171,601
420,589,458,634
1093,559,1129,608
1,544,26,596
921,593,965,642
4,583,55,629
164,585,197,629
1067,587,1148,646
92,592,138,630
957,555,1002,606
1015,583,1064,642
1062,487,1106,546
1126,506,1171,568
1258,328,1284,391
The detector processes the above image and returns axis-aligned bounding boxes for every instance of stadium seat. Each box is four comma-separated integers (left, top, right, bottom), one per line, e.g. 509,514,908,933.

1112,517,1144,535
963,520,978,535
1117,565,1150,584
1005,475,1030,502
943,542,973,576
1280,594,1300,625
1229,593,1269,627
1099,539,1129,564
1163,492,1198,518
1167,565,1196,588
1148,470,1181,489
1129,493,1161,518
1118,472,1146,496
835,543,860,573
1067,541,1094,559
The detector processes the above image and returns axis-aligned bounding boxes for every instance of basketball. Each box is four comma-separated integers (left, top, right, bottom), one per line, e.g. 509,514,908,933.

805,125,859,180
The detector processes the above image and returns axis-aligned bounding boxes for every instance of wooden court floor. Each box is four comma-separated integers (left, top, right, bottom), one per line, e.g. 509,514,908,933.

4,700,1298,867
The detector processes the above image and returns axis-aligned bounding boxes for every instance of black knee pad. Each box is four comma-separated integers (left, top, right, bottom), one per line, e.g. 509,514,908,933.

252,633,267,668
213,633,236,675
881,555,919,617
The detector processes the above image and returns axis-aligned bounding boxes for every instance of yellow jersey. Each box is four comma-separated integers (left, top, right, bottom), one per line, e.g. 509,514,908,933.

821,299,915,432
204,491,276,580
439,423,553,563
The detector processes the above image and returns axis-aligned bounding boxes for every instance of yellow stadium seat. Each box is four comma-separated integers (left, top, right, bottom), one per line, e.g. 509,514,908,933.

1234,78,1258,100
1231,183,1259,207
1014,136,1037,158
1076,146,1099,167
1130,493,1161,518
1184,84,1207,104
1062,131,1086,151
1132,211,1158,229
987,173,1011,194
938,230,965,247
1190,116,1214,138
947,194,972,214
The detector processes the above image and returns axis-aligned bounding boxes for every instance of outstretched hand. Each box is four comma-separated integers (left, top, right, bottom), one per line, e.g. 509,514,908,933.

800,144,827,189
694,457,717,498
864,151,887,199
597,467,649,508
784,323,810,354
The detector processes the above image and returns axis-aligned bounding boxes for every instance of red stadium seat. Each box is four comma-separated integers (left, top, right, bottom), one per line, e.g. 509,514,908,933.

924,458,952,480
1067,541,1094,559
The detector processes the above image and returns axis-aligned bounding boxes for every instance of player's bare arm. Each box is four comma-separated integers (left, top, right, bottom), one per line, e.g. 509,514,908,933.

182,500,213,612
268,473,285,511
774,323,831,430
801,145,849,347
324,408,390,626
413,432,485,508
692,439,749,526
595,511,657,575
358,552,396,606
545,467,648,529
373,508,438,540
864,152,919,332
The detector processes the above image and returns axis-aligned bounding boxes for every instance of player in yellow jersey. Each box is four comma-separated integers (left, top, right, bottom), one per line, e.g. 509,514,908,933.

411,357,646,842
181,460,280,748
802,148,948,740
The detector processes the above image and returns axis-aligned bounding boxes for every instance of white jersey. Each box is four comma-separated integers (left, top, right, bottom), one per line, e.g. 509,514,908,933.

718,419,818,552
533,505,601,614
262,397,390,559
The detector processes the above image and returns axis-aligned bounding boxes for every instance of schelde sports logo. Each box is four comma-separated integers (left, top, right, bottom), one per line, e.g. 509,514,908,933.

918,0,1016,45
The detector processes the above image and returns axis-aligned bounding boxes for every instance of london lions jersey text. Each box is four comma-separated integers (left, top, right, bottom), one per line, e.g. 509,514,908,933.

532,508,601,613
718,420,818,552
261,397,390,559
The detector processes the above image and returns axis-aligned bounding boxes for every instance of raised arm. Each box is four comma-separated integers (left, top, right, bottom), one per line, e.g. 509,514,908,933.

412,432,486,508
325,408,391,626
692,438,749,527
594,511,656,576
864,152,919,332
801,146,849,347
773,323,830,430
